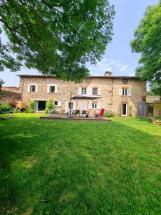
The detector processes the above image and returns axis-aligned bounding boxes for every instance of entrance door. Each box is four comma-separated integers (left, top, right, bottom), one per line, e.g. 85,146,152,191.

122,103,128,116
38,101,46,111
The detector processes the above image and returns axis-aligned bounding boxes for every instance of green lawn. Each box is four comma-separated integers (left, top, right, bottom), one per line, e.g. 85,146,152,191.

0,114,161,215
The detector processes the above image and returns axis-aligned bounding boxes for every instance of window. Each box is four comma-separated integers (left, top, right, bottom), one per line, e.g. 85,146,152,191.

122,79,128,84
49,85,55,93
122,88,128,96
54,101,61,106
48,85,57,93
68,102,73,109
30,85,36,92
92,87,98,95
81,87,87,95
92,102,97,109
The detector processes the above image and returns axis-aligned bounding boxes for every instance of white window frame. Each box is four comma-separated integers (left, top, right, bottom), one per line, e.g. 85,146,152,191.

92,102,98,109
92,87,98,95
122,88,128,96
54,100,61,106
47,84,58,93
28,84,38,93
81,87,87,95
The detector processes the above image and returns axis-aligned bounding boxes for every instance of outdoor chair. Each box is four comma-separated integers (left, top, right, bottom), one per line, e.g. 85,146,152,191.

95,108,105,118
81,110,88,118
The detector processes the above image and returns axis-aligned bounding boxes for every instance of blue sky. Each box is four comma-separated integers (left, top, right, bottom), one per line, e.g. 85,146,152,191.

0,0,159,86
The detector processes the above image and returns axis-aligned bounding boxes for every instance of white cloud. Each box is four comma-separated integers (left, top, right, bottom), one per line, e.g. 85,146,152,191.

119,64,129,72
87,57,134,76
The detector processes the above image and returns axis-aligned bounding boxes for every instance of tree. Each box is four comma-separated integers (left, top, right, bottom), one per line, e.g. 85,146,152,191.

0,0,114,81
131,1,161,95
0,78,5,91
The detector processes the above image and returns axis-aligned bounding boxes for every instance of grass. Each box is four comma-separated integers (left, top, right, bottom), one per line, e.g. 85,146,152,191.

0,113,161,215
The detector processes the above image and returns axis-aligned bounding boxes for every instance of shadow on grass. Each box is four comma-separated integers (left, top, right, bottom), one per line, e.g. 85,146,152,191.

0,117,161,214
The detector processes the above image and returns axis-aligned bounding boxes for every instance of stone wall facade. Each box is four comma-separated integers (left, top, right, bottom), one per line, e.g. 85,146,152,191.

19,75,146,116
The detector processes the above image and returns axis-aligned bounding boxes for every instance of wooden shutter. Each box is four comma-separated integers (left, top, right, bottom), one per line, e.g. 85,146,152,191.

27,85,30,92
35,85,38,92
47,85,50,93
128,88,132,96
119,89,122,96
58,101,61,106
55,85,58,93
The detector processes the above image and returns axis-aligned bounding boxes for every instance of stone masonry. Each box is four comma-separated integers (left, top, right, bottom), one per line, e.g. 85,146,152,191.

19,74,146,116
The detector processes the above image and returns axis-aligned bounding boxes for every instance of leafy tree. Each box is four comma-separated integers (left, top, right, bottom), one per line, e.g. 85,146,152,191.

0,78,5,91
0,0,114,81
131,1,161,95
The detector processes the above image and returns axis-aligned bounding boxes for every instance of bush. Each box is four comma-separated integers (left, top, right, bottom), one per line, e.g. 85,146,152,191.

26,100,35,113
16,100,27,111
45,100,54,114
0,102,14,113
104,111,114,117
45,107,49,114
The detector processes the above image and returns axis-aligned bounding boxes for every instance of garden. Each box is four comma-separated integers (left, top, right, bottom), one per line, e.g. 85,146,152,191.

0,113,161,214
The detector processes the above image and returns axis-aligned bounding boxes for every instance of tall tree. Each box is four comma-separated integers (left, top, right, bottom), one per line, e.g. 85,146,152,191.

0,0,114,81
131,1,161,95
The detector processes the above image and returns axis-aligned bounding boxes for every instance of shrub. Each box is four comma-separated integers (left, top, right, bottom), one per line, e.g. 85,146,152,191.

16,100,27,111
45,107,49,114
104,111,114,117
0,102,13,113
45,100,54,114
26,100,35,113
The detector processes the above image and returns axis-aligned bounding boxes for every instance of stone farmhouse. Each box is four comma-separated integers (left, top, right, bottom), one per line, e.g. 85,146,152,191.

18,71,146,117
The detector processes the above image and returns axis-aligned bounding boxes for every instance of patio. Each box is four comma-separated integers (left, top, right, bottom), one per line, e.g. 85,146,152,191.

40,114,110,121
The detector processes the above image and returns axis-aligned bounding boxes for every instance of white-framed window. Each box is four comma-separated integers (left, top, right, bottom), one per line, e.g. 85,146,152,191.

28,84,37,93
122,88,128,96
81,87,87,95
92,102,97,109
54,101,61,106
92,87,98,95
55,101,58,106
47,84,57,93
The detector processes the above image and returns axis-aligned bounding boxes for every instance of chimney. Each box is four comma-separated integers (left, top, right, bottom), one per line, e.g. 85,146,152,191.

104,71,112,77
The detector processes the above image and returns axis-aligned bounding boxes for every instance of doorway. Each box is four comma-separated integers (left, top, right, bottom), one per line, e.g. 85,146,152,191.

38,101,46,111
122,103,128,116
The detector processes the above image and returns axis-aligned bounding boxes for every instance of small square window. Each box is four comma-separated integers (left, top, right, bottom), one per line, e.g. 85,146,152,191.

92,88,98,95
55,101,58,106
30,85,36,92
49,86,55,93
81,88,87,95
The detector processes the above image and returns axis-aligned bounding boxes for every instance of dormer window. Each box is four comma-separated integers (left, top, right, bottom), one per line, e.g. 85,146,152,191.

81,87,87,95
92,87,98,95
